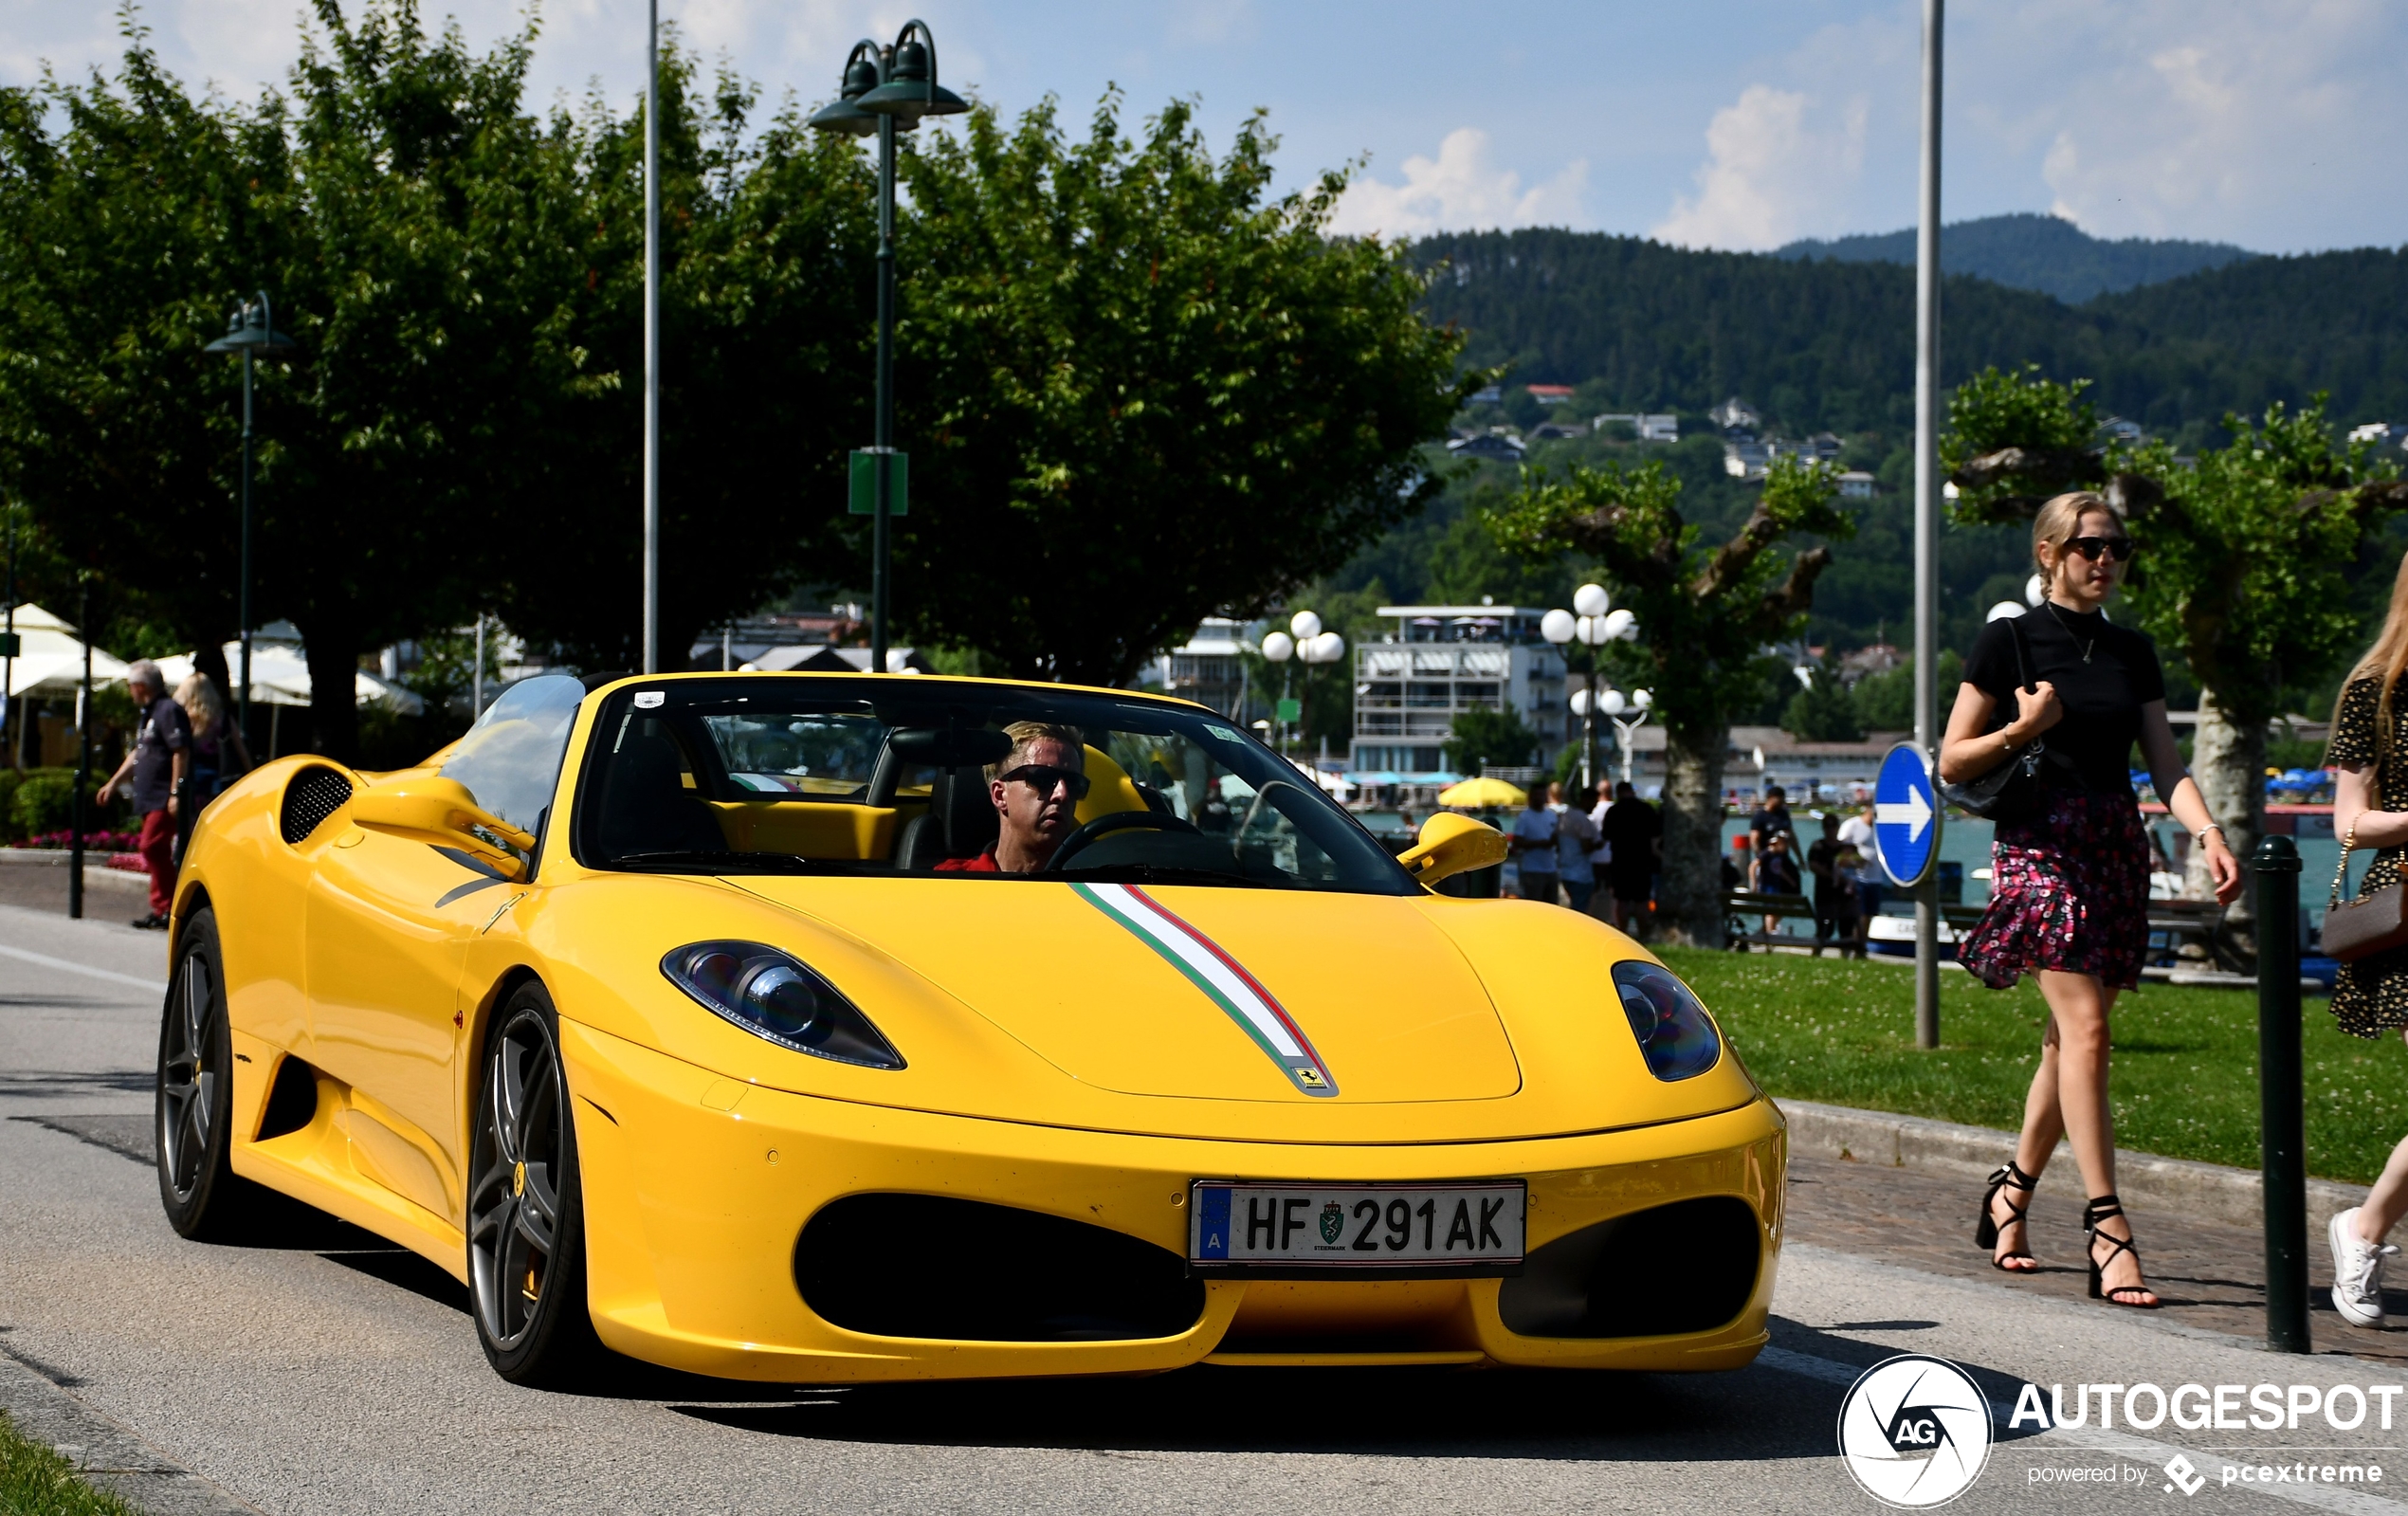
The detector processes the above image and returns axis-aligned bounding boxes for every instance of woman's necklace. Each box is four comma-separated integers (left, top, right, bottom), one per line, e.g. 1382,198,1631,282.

2044,599,2096,664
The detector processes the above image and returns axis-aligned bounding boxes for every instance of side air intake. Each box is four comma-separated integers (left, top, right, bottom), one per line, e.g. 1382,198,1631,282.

1497,1196,1761,1339
280,767,355,846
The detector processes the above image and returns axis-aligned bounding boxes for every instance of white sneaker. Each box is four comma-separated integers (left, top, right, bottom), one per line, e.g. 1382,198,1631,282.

2330,1207,2397,1328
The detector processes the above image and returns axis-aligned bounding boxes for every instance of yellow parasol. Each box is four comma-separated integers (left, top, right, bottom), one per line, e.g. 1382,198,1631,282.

1437,776,1527,810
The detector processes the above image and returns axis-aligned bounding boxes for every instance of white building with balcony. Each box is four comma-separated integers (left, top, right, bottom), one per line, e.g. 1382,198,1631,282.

1350,606,1568,778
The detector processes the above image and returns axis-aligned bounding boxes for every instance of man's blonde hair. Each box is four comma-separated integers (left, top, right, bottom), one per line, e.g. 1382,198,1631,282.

989,721,1085,782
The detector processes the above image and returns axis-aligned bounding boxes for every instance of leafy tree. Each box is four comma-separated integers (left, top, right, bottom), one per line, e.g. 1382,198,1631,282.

1783,672,1864,742
1442,707,1541,776
1851,651,1959,733
890,94,1469,685
1947,365,2406,954
1485,455,1852,944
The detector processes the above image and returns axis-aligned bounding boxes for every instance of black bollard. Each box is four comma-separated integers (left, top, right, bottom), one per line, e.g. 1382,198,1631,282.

2254,834,2309,1353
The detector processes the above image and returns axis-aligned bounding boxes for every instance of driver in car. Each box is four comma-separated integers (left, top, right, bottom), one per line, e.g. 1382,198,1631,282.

937,721,1088,874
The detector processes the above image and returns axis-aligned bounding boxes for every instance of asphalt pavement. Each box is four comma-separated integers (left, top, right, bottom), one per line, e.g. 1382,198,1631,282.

6,898,2408,1514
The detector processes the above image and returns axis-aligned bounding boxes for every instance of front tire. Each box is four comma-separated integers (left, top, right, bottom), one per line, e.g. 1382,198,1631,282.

157,907,259,1239
468,981,602,1385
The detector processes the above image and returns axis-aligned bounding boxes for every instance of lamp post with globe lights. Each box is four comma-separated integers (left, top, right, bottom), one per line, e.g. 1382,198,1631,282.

1541,584,1637,792
1258,611,1343,757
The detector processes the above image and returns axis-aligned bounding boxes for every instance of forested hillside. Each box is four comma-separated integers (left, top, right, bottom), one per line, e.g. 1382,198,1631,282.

1775,212,2255,303
1410,229,2408,440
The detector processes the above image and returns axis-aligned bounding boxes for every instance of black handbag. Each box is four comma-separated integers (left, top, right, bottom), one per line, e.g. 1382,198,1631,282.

1938,615,2045,822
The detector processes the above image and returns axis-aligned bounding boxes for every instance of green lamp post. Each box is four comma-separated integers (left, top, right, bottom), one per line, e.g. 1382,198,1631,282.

809,21,967,676
205,292,300,740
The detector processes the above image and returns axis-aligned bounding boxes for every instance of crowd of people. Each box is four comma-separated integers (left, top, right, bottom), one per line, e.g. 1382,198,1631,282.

1723,785,1886,955
1503,778,1660,925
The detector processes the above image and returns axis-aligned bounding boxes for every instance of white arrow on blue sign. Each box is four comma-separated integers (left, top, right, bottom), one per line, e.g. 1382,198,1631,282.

1873,741,1940,888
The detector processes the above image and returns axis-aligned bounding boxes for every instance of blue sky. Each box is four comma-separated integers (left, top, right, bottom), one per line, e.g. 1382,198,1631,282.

8,0,2401,254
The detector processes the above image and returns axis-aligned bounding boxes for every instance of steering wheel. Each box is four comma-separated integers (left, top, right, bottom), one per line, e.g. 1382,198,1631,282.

1043,807,1202,871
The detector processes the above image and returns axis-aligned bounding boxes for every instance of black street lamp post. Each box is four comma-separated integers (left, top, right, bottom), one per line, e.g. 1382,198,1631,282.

205,293,299,743
809,22,966,675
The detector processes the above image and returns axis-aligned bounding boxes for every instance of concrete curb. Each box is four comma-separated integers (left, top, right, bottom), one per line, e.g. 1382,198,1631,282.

0,1346,263,1514
1779,1098,2370,1236
0,849,150,891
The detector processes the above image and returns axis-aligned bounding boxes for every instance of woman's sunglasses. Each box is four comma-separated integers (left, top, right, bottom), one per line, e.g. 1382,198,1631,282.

2065,535,2136,562
997,763,1091,799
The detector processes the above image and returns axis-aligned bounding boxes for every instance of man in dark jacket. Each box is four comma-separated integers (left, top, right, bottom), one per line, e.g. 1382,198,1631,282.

96,659,190,929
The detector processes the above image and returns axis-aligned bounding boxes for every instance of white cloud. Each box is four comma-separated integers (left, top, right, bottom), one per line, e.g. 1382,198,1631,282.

1326,127,1587,240
1651,83,1868,250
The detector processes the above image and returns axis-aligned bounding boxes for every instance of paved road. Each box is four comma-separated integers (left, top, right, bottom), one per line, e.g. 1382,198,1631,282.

6,900,2408,1515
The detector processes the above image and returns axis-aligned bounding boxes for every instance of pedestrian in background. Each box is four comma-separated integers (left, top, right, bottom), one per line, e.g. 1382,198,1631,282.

1586,780,1616,920
1839,800,1882,950
173,671,248,801
1806,813,1852,955
1508,786,1560,904
1749,784,1797,855
1600,780,1659,930
1551,780,1599,914
2317,551,2408,1328
94,659,190,930
1943,490,2240,1309
1752,828,1801,899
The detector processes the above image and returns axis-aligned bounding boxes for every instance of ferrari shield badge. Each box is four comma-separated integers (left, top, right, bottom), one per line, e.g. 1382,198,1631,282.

1320,1201,1345,1245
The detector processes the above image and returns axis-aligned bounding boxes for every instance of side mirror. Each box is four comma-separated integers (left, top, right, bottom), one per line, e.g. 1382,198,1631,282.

1396,812,1508,888
350,776,535,879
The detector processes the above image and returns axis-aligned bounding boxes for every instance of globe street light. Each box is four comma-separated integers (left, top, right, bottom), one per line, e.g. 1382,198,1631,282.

1258,612,1343,756
1541,583,1633,793
204,292,300,740
809,21,968,676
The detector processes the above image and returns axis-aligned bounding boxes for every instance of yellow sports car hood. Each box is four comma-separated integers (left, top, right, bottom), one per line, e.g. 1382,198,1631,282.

739,879,1523,1105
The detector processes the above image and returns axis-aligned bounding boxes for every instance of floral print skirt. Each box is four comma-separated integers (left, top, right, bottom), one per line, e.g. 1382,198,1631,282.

1960,787,2150,992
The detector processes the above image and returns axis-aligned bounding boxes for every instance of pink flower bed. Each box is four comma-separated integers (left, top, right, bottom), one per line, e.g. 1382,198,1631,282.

12,831,141,852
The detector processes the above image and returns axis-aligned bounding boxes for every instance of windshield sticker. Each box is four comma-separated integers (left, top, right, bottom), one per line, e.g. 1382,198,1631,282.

1070,881,1337,1097
633,691,666,709
1204,724,1242,742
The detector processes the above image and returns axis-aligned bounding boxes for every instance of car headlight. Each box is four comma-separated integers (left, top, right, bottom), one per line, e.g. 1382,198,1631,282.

661,941,904,1069
1611,960,1721,1081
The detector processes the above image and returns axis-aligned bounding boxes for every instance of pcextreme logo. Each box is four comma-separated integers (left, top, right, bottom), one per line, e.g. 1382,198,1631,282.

1837,1355,1994,1508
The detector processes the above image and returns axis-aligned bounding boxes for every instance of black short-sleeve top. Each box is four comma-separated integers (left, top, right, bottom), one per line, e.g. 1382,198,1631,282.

1963,605,2165,795
2329,677,2405,810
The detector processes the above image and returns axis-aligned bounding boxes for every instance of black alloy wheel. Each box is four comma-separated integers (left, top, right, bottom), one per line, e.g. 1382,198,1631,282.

468,981,602,1383
156,907,257,1238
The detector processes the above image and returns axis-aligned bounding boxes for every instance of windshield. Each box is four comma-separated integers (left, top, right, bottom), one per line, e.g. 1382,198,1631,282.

573,677,1416,895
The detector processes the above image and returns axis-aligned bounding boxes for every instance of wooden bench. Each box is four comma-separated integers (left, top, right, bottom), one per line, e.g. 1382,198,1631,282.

2146,897,2223,963
1721,891,1855,955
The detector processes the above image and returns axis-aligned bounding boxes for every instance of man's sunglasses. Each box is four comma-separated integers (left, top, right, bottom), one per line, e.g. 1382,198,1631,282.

998,763,1090,799
2065,535,2136,562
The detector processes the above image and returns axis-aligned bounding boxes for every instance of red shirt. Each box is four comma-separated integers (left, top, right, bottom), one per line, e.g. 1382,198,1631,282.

934,849,999,873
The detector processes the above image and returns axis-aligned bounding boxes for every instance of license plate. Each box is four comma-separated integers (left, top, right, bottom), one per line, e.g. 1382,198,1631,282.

1187,1180,1526,1277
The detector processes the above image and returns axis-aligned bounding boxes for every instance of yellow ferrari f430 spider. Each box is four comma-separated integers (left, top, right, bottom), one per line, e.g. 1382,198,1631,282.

155,672,1784,1384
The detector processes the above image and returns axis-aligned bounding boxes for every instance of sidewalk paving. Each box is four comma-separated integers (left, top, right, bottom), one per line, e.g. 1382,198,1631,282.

1784,1147,2408,1365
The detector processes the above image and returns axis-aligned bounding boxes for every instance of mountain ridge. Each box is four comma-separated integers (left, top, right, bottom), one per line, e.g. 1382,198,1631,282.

1774,211,2257,303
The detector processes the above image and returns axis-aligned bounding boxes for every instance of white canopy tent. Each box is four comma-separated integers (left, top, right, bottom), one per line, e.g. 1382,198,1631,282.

155,642,423,715
1,603,133,699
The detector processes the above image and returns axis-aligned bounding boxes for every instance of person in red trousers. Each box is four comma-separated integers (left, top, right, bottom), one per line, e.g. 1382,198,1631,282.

95,659,190,930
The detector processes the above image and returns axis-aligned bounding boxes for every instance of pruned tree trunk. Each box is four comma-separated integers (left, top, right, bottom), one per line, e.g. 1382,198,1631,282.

2186,688,2265,968
301,628,361,766
1657,722,1729,947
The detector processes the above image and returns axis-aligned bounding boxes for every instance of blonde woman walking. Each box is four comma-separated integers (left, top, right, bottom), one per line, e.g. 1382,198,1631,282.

1941,491,2241,1307
2324,553,2408,1328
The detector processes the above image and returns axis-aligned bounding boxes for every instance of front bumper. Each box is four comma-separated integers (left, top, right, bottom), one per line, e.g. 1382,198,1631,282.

562,1019,1786,1382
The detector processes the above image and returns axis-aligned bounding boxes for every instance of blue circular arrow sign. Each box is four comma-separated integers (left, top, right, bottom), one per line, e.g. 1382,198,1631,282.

1873,741,1940,888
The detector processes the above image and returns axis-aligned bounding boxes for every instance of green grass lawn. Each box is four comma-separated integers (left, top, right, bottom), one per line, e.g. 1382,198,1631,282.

1658,946,2407,1186
0,1412,134,1516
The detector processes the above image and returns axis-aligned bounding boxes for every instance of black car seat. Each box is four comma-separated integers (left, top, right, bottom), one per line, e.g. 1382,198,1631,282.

896,767,1000,870
595,732,729,857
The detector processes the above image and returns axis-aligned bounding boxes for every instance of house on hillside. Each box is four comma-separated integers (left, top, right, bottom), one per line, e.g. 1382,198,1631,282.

1711,397,1760,434
1524,384,1576,408
1837,470,1877,500
1529,421,1588,440
1449,431,1527,463
1724,437,1771,478
2101,416,2145,445
1469,384,1503,406
1596,411,1678,442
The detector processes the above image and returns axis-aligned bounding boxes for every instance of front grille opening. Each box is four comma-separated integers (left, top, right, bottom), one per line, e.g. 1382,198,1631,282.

280,767,354,846
1497,1196,1760,1340
255,1055,319,1141
795,1195,1206,1342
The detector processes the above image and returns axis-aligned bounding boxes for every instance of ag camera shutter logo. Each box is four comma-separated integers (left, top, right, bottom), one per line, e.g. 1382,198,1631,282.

1836,1355,1993,1507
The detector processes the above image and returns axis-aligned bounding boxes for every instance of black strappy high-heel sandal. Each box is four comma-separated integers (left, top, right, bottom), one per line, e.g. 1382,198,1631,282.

1975,1161,2038,1271
2084,1195,2160,1308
